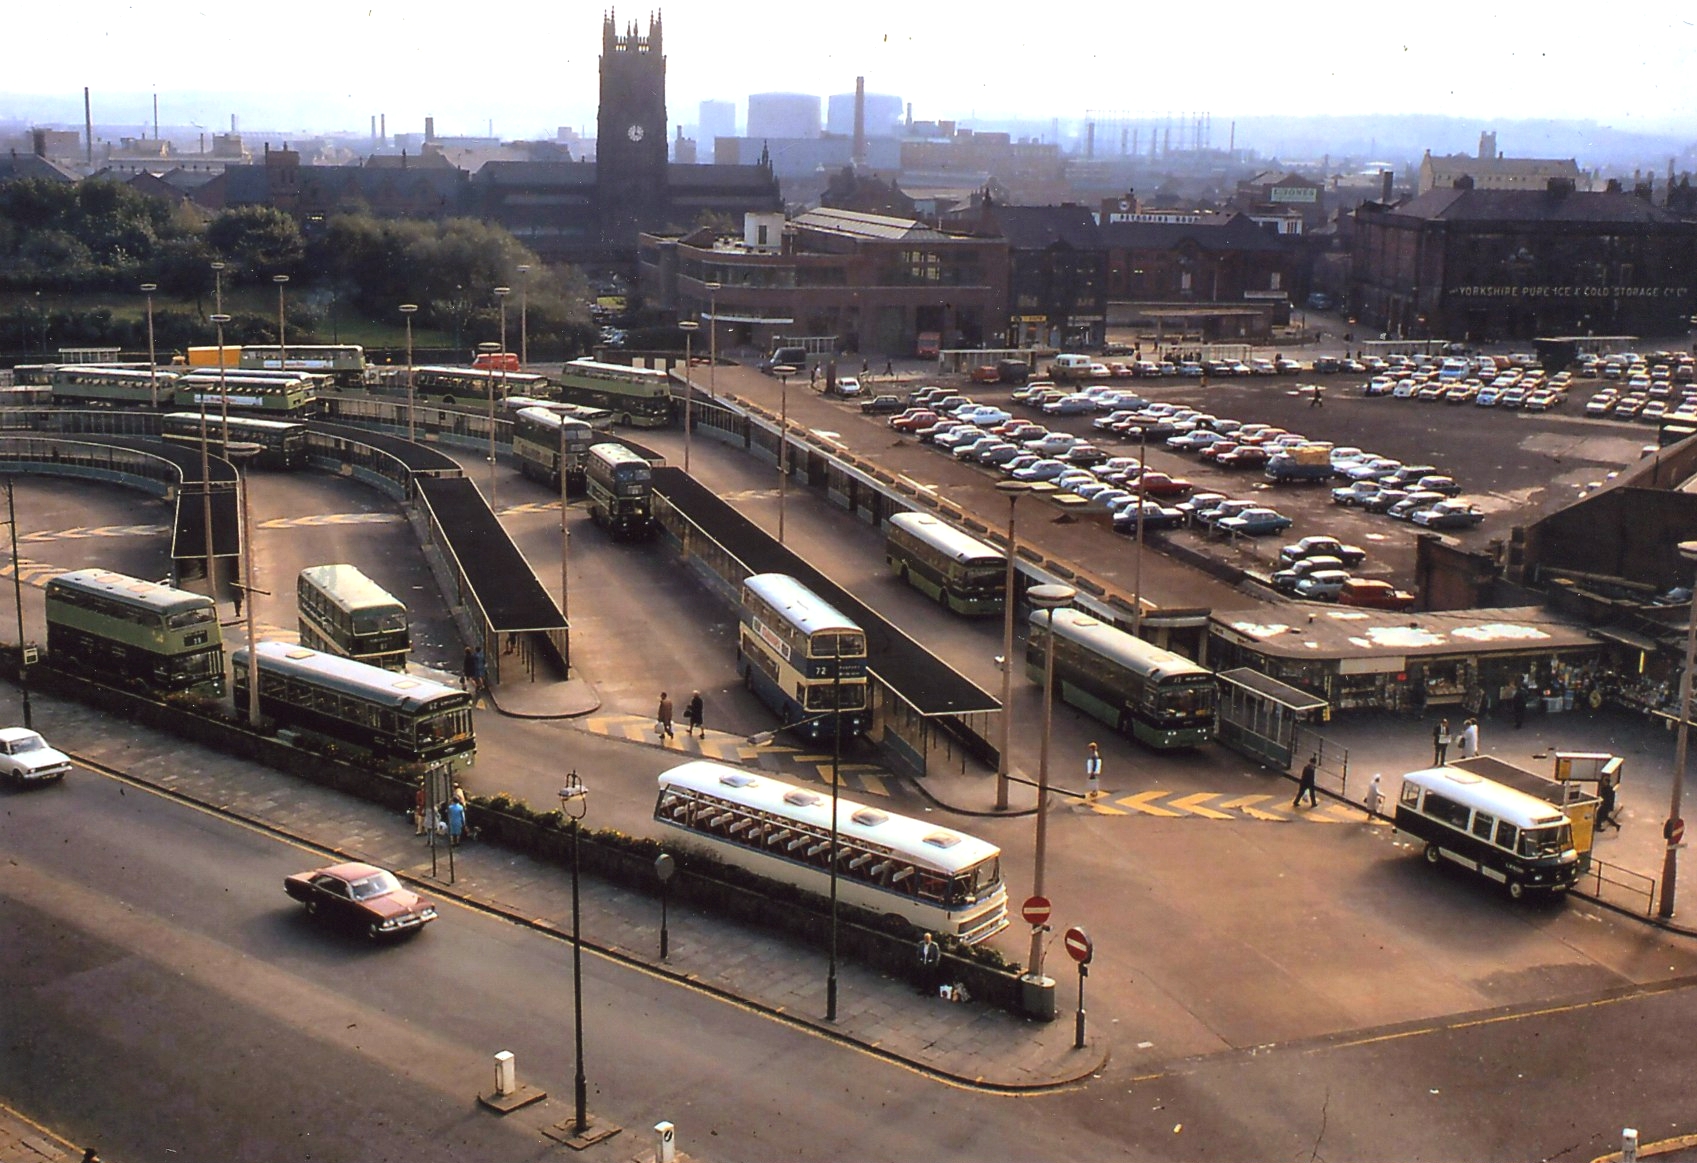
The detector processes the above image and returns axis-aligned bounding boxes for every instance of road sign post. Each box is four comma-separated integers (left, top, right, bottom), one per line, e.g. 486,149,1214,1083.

1064,926,1094,1049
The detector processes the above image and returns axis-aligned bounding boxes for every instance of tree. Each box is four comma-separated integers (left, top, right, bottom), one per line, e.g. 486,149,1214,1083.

207,205,305,280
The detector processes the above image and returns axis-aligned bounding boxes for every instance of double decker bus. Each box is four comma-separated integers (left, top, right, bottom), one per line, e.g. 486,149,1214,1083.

885,511,1006,616
173,369,322,417
512,407,596,493
296,563,411,670
50,365,181,408
655,761,1009,945
556,358,672,428
737,572,867,743
232,641,476,773
584,442,654,538
1026,606,1215,750
45,568,225,696
408,366,551,406
238,344,366,388
160,412,309,470
1394,765,1582,900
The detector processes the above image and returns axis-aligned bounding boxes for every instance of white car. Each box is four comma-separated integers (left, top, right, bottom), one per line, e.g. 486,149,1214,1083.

1024,432,1083,456
0,727,72,785
834,376,862,397
1042,394,1098,416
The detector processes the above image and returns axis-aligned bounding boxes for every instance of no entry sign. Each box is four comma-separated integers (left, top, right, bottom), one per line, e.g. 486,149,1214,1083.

1021,895,1052,926
1064,926,1093,965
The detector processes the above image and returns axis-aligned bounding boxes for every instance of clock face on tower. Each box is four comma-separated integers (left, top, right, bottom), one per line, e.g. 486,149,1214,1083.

626,123,645,143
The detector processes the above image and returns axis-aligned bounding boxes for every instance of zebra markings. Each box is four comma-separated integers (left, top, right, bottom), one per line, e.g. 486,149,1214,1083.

1095,789,1373,823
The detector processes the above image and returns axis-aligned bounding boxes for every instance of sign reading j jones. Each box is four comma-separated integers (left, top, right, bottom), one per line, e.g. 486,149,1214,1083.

1451,285,1692,299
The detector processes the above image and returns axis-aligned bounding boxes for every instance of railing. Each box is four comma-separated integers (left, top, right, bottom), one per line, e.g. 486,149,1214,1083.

1579,857,1658,916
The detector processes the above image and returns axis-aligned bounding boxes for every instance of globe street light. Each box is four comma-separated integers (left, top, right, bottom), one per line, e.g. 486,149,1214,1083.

1025,583,1076,1011
995,480,1032,811
272,274,290,374
399,304,418,442
705,281,721,397
678,321,699,473
1660,539,1697,918
516,264,532,371
211,261,225,316
139,282,159,408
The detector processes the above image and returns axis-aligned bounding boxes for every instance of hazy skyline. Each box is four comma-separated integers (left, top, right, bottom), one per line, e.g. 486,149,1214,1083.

5,1,1696,143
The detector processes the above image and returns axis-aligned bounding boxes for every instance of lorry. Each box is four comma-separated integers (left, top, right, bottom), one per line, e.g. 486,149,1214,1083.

915,331,941,359
185,345,241,369
1263,443,1336,483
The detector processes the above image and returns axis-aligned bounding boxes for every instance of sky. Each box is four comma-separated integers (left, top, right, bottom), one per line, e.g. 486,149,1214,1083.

4,1,1696,142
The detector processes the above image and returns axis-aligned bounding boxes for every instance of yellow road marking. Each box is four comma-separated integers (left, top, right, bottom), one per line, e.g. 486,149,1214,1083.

1170,792,1234,820
1219,794,1289,821
1120,790,1184,817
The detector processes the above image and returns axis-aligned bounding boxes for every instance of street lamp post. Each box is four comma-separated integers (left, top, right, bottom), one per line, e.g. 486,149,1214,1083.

211,261,225,317
995,480,1032,811
227,443,263,728
1659,539,1697,918
774,366,795,543
204,313,232,598
705,281,721,398
140,282,158,408
678,321,699,473
558,417,572,637
516,264,531,371
557,772,592,1137
400,304,418,442
1024,583,1076,1008
826,635,844,1021
6,479,32,728
272,274,290,374
492,287,511,509
1130,421,1150,637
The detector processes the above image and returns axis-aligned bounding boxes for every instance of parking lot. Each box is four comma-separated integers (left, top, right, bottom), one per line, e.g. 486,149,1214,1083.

829,355,1665,597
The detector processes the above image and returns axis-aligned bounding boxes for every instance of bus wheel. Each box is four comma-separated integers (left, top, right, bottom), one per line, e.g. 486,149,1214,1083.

1424,842,1441,865
1507,880,1526,901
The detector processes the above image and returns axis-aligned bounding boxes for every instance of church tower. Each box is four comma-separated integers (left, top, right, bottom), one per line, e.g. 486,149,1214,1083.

597,12,669,247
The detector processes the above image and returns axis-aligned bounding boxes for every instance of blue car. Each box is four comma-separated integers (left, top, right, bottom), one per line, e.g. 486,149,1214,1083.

1216,507,1294,536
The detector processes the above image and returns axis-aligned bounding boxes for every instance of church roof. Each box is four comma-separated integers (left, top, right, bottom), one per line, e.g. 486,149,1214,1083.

791,207,949,241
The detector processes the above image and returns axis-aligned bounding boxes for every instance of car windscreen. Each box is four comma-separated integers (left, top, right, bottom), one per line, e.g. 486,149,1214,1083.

349,871,403,900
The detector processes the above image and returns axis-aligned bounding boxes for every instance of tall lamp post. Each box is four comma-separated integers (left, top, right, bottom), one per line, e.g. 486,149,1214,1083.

211,261,225,317
1024,583,1076,1014
1659,539,1697,918
1129,420,1150,637
516,264,531,371
705,281,721,398
227,443,263,727
204,312,232,597
558,416,572,625
493,286,511,509
557,772,594,1139
272,274,290,374
400,304,418,442
140,282,158,408
678,320,699,473
6,479,32,728
995,480,1032,811
774,366,795,543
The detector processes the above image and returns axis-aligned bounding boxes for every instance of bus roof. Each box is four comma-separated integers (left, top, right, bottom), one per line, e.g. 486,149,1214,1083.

515,406,593,434
235,641,464,711
888,511,1004,566
658,761,999,873
564,357,670,382
588,442,651,467
1031,607,1209,682
1400,765,1571,829
299,564,406,614
743,573,862,637
48,568,215,612
163,412,304,432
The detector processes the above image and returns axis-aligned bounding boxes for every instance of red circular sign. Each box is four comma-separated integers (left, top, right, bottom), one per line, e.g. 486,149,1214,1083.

1671,818,1686,845
1064,926,1093,964
1021,895,1052,925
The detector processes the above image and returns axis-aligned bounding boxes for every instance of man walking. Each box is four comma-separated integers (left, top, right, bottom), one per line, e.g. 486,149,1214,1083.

656,691,675,740
684,691,704,738
1084,742,1103,802
1433,718,1451,765
1458,718,1480,759
1293,754,1319,808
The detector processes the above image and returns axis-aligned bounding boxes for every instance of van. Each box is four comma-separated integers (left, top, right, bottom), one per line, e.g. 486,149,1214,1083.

1050,353,1094,381
760,346,810,375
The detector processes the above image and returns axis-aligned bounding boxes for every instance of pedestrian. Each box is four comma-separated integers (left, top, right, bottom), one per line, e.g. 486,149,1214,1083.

452,781,468,808
1293,754,1319,808
1512,684,1526,729
231,584,243,617
414,780,428,835
446,798,466,847
884,357,894,377
462,645,477,691
916,931,943,997
1598,776,1620,830
1459,718,1480,759
861,357,869,376
1433,718,1451,765
471,645,487,693
810,364,818,389
503,631,518,656
1309,383,1324,408
656,691,675,739
1084,741,1102,802
684,690,704,737
1365,773,1384,819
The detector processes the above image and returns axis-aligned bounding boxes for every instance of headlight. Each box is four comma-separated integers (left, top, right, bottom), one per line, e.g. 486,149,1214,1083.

379,917,400,930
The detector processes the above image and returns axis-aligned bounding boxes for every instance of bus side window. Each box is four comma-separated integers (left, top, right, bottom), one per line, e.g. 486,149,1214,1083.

1471,812,1495,840
1399,782,1421,808
1495,820,1519,851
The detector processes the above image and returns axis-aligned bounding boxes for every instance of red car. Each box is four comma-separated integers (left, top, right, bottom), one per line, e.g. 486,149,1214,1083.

1199,440,1240,462
969,364,1003,384
285,861,438,940
1215,445,1272,469
889,409,938,432
1129,470,1194,498
1337,579,1418,611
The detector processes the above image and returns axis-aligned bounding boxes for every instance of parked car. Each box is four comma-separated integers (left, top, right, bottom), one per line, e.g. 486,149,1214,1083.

974,441,1024,466
1341,457,1403,482
951,434,1003,460
1197,498,1262,528
1011,458,1071,482
1214,445,1272,469
1166,430,1227,452
1128,470,1195,498
1001,454,1043,477
1359,486,1412,514
1042,393,1099,416
1292,569,1351,600
1279,536,1367,567
860,394,904,414
1113,500,1186,533
889,409,938,432
1217,507,1294,536
1387,491,1448,520
1411,499,1486,529
916,419,965,443
932,426,987,453
1337,578,1417,610
833,375,863,397
1381,464,1439,489
1199,440,1240,463
1062,443,1109,467
284,861,438,940
969,364,1003,384
1176,492,1232,526
1413,475,1462,497
1272,555,1347,594
0,727,71,786
1024,432,1083,456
